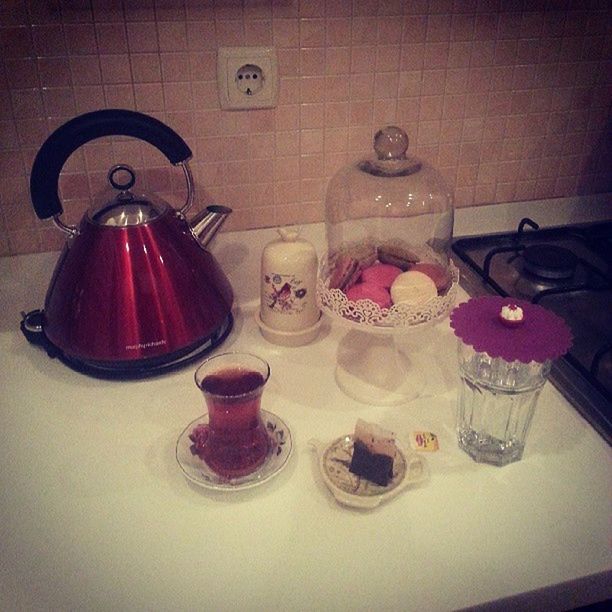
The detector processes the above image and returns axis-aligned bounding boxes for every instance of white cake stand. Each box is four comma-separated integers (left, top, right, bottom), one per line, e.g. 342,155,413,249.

317,258,459,406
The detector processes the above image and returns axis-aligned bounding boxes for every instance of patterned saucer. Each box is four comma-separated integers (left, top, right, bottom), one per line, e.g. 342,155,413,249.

176,409,292,491
310,435,428,509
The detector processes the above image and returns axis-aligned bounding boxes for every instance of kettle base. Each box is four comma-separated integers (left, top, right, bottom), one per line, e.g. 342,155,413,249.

21,310,233,380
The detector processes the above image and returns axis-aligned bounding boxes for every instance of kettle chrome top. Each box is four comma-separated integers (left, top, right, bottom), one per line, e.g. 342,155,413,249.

84,162,231,249
89,163,173,228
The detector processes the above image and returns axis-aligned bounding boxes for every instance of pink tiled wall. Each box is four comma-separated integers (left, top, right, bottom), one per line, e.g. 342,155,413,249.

1,0,610,256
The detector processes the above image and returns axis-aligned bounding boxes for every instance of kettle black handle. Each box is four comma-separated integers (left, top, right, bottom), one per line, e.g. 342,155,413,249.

30,109,193,220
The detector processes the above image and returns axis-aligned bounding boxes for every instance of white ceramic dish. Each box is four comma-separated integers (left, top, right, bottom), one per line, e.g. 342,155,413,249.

176,409,293,491
309,435,429,509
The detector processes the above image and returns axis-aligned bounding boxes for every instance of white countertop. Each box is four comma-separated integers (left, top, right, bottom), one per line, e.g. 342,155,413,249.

1,197,611,611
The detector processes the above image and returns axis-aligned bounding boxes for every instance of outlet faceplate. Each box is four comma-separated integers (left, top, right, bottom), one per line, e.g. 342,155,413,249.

217,46,278,110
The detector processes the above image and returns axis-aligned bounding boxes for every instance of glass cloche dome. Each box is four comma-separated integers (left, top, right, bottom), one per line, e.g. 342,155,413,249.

325,125,453,266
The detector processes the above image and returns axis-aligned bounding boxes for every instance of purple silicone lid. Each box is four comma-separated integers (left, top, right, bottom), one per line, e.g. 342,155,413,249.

450,296,573,364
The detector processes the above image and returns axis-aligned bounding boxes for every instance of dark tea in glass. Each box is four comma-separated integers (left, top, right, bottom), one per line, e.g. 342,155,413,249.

193,353,270,479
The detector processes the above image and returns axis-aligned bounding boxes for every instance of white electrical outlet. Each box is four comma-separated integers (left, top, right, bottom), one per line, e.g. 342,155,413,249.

217,47,278,110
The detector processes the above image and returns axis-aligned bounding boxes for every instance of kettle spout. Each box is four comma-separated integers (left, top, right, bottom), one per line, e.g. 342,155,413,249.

190,205,232,248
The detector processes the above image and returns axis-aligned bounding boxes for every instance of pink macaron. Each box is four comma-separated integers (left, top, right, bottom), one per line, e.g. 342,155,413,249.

360,263,403,289
345,282,392,309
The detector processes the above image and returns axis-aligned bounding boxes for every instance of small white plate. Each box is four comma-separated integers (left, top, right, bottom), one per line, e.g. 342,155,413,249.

176,410,293,491
309,435,428,509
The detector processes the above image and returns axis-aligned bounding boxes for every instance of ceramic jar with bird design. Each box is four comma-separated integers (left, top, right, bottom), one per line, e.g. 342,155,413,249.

257,227,321,346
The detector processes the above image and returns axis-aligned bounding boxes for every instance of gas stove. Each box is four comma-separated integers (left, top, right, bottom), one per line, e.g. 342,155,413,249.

452,218,612,445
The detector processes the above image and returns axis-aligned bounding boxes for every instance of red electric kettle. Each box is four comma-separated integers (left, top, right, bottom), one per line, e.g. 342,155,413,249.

21,109,234,378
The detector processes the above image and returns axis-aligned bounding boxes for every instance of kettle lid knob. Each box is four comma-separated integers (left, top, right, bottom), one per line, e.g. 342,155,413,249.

108,164,136,191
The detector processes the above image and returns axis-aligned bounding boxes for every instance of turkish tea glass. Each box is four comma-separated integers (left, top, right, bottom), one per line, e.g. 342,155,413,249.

194,352,270,479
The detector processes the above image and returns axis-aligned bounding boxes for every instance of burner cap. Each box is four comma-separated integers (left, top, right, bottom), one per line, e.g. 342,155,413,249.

522,244,578,280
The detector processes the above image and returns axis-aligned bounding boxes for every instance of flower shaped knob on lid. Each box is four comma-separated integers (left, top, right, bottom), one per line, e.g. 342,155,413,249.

499,303,524,327
450,296,572,364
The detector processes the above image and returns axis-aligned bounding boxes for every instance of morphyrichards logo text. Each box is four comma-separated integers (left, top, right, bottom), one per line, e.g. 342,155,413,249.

125,339,167,351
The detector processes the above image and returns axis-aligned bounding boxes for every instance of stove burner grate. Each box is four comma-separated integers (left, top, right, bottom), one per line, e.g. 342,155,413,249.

522,244,578,280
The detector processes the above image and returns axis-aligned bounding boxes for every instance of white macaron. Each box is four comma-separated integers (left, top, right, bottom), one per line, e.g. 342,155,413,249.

390,270,438,306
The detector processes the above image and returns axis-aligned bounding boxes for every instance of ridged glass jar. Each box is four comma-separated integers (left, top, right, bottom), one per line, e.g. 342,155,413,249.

456,341,552,466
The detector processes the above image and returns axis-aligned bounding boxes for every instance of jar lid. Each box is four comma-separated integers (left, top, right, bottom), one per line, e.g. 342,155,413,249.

450,296,572,363
263,226,317,260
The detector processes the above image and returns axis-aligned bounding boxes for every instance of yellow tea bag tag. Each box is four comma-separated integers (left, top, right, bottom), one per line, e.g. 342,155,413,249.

411,431,439,452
